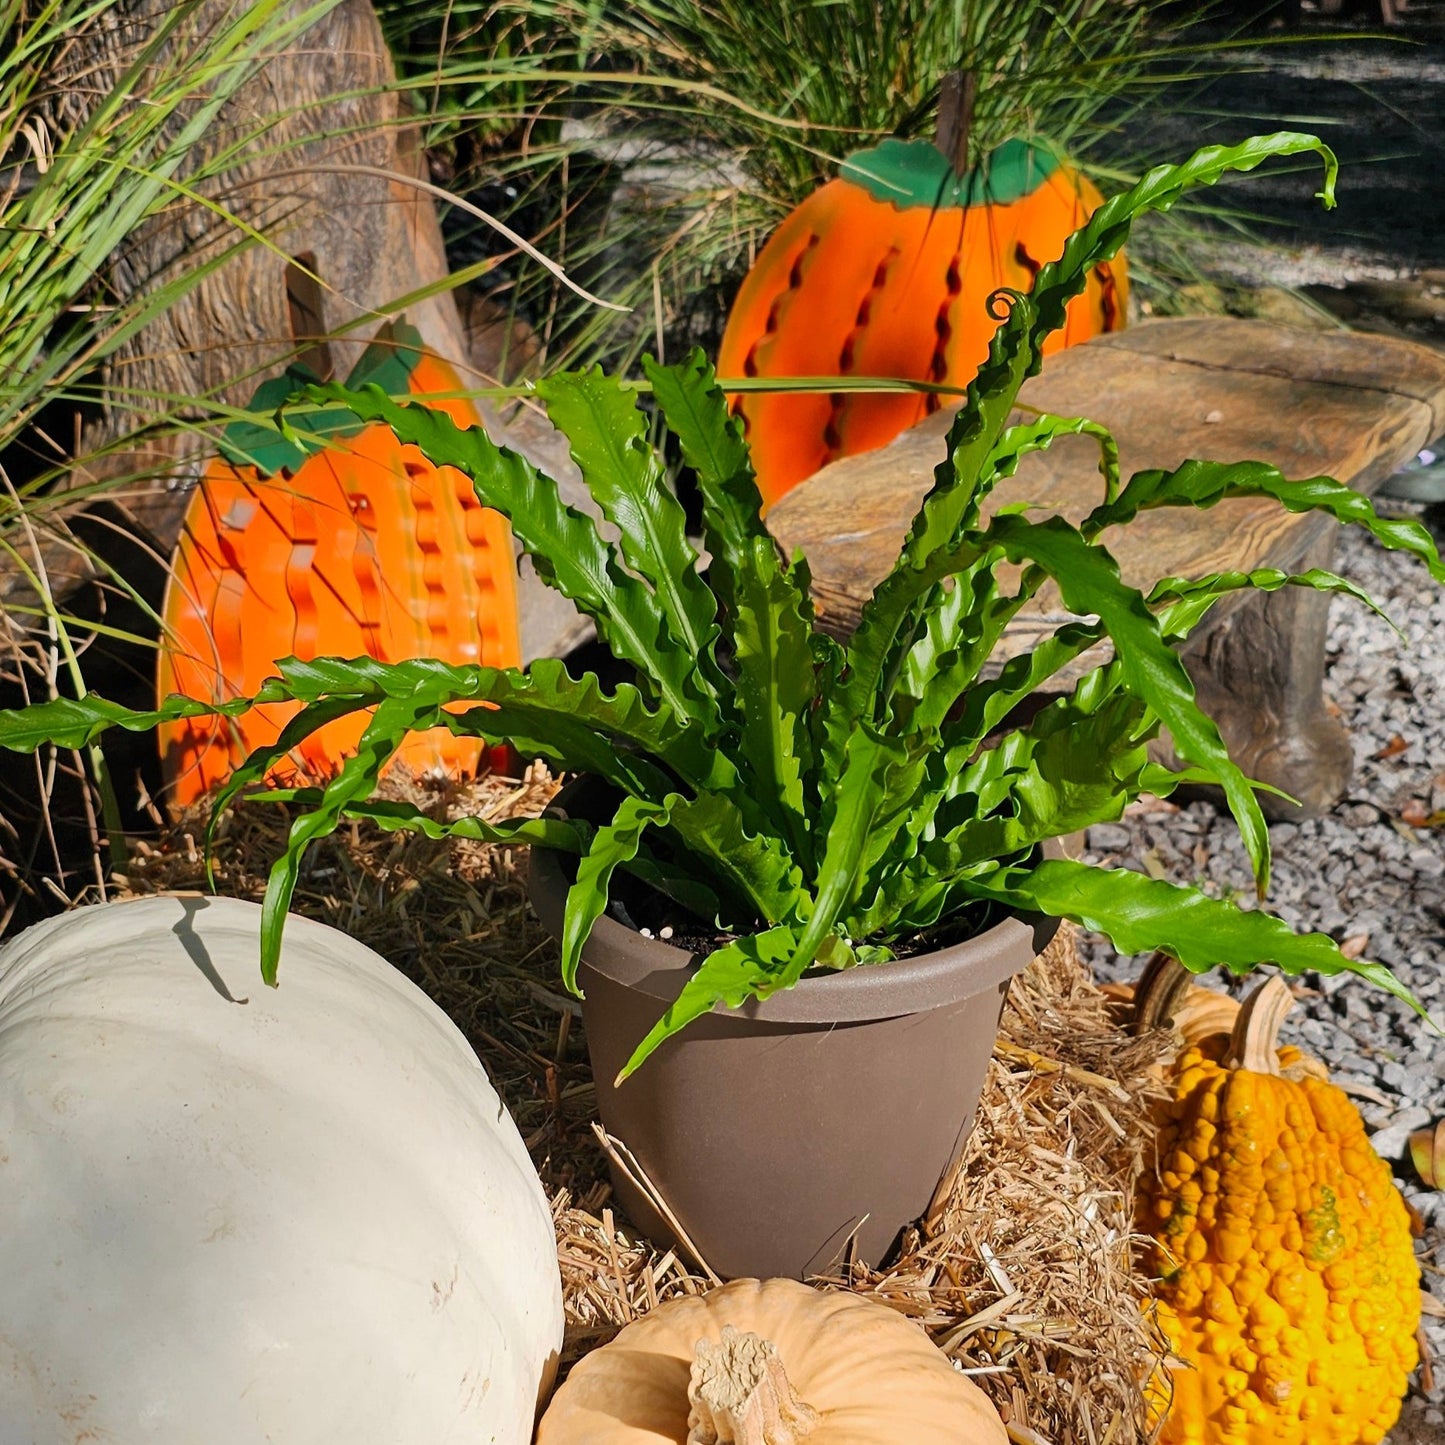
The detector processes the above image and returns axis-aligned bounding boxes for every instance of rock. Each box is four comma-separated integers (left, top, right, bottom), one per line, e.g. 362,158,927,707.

1409,847,1444,878
1369,1109,1430,1161
1341,802,1382,827
1085,824,1133,854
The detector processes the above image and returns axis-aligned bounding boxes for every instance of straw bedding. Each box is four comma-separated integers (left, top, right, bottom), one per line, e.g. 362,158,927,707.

112,764,1174,1445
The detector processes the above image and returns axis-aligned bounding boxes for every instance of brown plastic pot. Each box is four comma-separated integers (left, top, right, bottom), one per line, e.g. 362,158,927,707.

528,785,1058,1282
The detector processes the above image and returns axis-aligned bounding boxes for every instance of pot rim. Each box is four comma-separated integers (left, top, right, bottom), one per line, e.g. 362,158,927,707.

527,782,1059,1025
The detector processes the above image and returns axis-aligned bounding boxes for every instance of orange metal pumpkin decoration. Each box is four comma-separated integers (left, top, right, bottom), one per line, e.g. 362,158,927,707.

718,136,1127,507
157,323,520,808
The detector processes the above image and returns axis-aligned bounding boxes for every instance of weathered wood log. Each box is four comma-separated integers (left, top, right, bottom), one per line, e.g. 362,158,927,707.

767,318,1445,816
11,0,591,663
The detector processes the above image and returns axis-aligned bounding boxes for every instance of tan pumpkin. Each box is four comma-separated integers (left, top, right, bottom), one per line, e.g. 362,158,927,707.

535,1277,1007,1444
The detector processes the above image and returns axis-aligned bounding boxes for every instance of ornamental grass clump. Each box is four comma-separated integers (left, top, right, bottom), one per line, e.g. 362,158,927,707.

3,133,1443,1078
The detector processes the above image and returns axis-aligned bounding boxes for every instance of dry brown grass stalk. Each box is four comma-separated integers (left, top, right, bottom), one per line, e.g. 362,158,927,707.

112,761,1172,1443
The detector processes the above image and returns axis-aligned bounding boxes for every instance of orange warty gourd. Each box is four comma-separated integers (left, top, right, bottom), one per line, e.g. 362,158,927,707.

535,1277,1008,1444
1138,970,1420,1445
157,324,519,807
717,137,1126,507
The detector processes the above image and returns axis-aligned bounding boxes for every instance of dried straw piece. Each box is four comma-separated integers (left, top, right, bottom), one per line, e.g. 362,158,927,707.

591,1123,722,1286
115,768,1173,1442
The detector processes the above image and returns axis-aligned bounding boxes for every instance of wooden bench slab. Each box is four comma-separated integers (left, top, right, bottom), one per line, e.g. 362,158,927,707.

767,317,1445,815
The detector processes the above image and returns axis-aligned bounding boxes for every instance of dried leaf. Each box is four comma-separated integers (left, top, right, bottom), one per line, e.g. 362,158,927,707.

1409,1120,1445,1189
1401,797,1431,828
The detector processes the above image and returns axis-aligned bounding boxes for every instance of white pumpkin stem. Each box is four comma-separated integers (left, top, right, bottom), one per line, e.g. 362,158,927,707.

686,1325,820,1445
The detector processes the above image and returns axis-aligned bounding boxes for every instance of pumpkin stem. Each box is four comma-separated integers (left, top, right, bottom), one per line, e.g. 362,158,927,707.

1226,974,1294,1075
686,1325,821,1445
935,70,977,177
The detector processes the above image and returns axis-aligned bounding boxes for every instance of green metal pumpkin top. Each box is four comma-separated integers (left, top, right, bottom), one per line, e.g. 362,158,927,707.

839,136,1061,210
218,320,425,476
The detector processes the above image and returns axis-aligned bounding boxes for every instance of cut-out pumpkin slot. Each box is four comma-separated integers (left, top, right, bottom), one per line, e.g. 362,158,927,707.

157,321,519,809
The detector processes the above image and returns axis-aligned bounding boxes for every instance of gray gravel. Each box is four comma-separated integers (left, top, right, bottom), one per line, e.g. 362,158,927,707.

1075,505,1445,1437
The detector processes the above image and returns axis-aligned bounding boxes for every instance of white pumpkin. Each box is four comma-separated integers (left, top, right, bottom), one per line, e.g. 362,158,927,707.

0,894,562,1444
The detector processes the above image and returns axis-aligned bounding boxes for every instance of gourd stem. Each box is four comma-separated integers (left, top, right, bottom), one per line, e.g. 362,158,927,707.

1226,974,1294,1075
1130,952,1193,1035
1131,954,1247,1048
686,1326,820,1445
